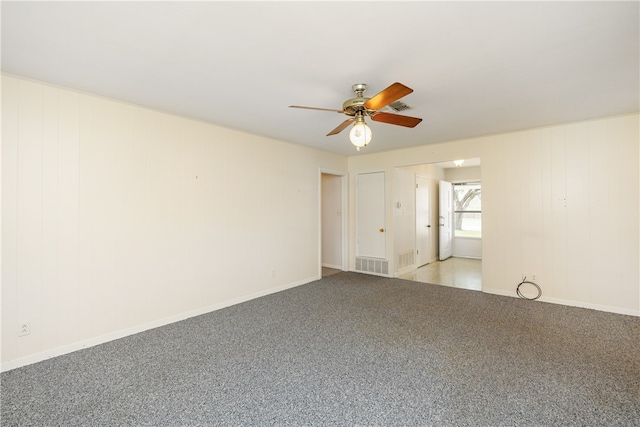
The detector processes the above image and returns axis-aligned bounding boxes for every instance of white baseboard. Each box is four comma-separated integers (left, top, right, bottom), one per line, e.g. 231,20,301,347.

321,263,342,270
482,287,640,317
1,276,316,373
394,264,415,277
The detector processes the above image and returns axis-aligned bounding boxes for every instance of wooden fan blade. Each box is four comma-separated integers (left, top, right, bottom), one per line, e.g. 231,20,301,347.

371,112,422,128
327,118,355,136
289,105,344,113
364,82,413,111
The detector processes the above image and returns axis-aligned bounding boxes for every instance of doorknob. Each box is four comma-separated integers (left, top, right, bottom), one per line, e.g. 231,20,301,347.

379,228,385,233
427,225,431,228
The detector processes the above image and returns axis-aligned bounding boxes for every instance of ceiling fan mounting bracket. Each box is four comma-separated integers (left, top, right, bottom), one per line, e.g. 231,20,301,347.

352,83,368,95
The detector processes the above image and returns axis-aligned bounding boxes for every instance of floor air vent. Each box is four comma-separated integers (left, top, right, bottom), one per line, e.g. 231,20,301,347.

355,257,389,276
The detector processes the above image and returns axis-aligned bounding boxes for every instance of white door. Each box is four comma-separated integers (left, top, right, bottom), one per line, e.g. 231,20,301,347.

439,180,453,260
415,175,431,267
357,172,386,258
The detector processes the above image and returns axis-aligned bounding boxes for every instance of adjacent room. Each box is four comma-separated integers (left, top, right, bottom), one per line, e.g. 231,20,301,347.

2,2,639,425
394,159,483,291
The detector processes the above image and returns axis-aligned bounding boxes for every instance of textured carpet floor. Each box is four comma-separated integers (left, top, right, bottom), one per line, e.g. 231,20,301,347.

2,272,639,426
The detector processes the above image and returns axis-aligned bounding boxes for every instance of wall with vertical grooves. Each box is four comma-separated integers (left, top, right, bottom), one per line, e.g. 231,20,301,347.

349,114,639,315
1,75,347,369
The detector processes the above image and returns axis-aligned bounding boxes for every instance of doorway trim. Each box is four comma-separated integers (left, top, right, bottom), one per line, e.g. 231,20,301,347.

318,168,348,278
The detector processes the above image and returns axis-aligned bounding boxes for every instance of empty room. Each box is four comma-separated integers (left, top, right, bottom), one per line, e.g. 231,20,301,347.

2,2,639,425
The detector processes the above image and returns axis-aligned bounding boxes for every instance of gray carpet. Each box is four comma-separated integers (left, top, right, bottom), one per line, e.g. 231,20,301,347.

2,272,639,426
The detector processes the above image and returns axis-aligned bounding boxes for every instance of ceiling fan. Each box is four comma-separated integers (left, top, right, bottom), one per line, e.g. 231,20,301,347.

290,82,422,150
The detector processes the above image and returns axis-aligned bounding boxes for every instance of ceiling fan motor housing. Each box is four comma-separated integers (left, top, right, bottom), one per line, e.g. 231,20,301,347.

343,83,371,116
342,97,371,116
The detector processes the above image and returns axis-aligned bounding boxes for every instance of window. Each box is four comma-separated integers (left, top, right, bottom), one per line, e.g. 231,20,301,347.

453,182,481,238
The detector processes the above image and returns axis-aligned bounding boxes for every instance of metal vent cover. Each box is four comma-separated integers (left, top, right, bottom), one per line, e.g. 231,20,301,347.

355,257,389,276
383,100,412,113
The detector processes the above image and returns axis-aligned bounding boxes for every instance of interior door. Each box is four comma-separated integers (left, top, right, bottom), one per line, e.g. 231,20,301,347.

439,180,453,260
357,172,386,258
415,175,431,267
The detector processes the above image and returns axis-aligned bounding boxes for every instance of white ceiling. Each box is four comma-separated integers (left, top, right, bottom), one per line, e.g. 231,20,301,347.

2,1,638,156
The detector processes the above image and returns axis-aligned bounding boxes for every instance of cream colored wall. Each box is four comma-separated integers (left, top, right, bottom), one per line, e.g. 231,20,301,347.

392,167,416,271
349,114,640,315
1,75,347,370
445,165,480,183
3,74,638,372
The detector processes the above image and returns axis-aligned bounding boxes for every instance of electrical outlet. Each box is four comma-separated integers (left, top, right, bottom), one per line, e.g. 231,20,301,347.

19,322,31,337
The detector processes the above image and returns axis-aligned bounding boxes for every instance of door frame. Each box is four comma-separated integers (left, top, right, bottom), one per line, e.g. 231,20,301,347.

318,169,348,278
415,174,431,267
439,179,453,260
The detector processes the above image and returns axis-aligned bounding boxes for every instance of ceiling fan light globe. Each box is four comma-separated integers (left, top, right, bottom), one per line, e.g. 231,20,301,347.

350,122,372,148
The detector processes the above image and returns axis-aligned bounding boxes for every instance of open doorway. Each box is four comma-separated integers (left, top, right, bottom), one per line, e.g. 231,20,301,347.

394,159,482,290
320,171,347,278
400,256,482,290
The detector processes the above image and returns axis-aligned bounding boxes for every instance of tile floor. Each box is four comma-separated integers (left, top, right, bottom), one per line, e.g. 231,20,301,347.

399,257,482,291
322,267,342,277
323,258,481,291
